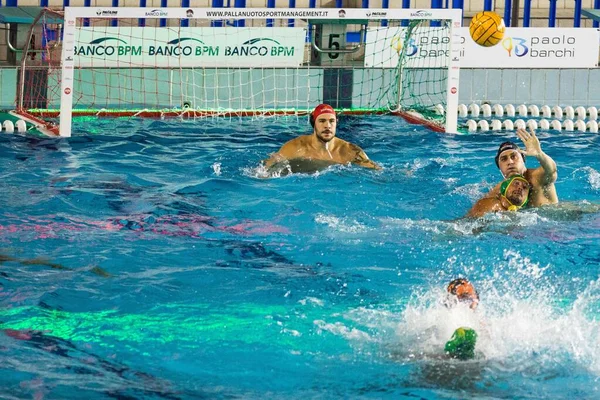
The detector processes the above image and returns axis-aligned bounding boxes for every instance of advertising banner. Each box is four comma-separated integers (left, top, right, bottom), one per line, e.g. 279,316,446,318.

365,27,600,68
74,27,307,68
459,27,599,68
364,26,451,68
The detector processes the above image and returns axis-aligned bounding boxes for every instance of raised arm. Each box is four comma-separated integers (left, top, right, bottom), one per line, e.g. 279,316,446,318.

516,128,557,186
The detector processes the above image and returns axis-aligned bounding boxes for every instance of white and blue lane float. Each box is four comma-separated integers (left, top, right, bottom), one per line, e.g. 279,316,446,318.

464,118,599,133
0,119,27,134
457,104,600,132
3,104,599,134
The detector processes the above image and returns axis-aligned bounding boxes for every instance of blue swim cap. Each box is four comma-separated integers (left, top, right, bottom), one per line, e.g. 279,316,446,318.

495,141,526,168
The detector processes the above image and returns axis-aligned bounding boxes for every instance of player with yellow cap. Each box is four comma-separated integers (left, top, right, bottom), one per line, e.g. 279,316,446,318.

467,174,531,217
487,128,558,207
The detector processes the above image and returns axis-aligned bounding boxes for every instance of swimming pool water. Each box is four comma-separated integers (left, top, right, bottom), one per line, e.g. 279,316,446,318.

1,116,600,399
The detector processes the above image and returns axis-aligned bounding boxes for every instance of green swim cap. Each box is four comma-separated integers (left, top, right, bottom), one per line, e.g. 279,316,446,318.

445,327,478,360
500,174,529,209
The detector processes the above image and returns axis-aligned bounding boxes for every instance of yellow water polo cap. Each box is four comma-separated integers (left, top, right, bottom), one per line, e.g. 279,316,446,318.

500,174,529,209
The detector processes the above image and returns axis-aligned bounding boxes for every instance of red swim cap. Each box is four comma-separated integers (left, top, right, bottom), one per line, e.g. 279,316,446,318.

447,278,479,309
311,104,336,120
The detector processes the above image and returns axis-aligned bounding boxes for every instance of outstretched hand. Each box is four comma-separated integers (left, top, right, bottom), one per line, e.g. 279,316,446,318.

516,128,542,158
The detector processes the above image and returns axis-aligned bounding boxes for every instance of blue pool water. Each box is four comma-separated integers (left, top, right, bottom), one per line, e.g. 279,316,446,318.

1,116,600,399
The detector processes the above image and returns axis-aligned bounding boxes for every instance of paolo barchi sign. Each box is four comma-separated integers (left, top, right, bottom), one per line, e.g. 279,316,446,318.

365,27,599,68
73,27,307,67
458,27,599,68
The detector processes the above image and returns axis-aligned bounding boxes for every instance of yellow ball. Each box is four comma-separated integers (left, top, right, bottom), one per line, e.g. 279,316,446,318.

469,11,506,47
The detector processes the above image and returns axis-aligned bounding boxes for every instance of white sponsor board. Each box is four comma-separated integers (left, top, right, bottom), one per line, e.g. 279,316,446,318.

66,7,460,21
74,27,306,68
364,26,452,68
459,27,599,68
365,27,599,68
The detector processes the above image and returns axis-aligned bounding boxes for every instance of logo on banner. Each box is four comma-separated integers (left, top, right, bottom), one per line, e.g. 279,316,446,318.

410,10,433,18
64,88,71,95
391,35,403,55
502,37,528,57
145,9,168,17
391,36,418,56
339,9,346,18
96,10,118,16
367,26,596,68
75,37,142,56
225,37,295,57
150,38,218,56
502,35,576,58
451,87,457,94
366,12,387,17
75,35,296,58
73,27,306,68
391,33,448,58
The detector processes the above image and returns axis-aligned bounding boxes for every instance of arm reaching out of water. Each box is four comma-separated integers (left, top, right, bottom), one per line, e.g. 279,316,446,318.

516,128,558,194
486,129,558,207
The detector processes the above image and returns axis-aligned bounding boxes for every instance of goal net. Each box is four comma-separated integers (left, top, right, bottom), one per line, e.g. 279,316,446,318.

16,7,461,137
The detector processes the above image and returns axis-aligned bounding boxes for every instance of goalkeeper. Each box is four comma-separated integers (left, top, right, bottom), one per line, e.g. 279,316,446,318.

263,104,381,171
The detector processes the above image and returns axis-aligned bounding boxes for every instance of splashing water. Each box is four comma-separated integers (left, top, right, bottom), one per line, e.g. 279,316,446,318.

1,117,599,398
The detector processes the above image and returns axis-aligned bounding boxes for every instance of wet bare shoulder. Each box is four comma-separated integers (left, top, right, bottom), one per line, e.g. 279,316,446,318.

279,135,312,156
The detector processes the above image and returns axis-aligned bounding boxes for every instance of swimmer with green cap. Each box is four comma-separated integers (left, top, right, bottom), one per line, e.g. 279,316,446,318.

445,327,478,360
467,174,531,218
444,279,479,360
500,174,530,210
